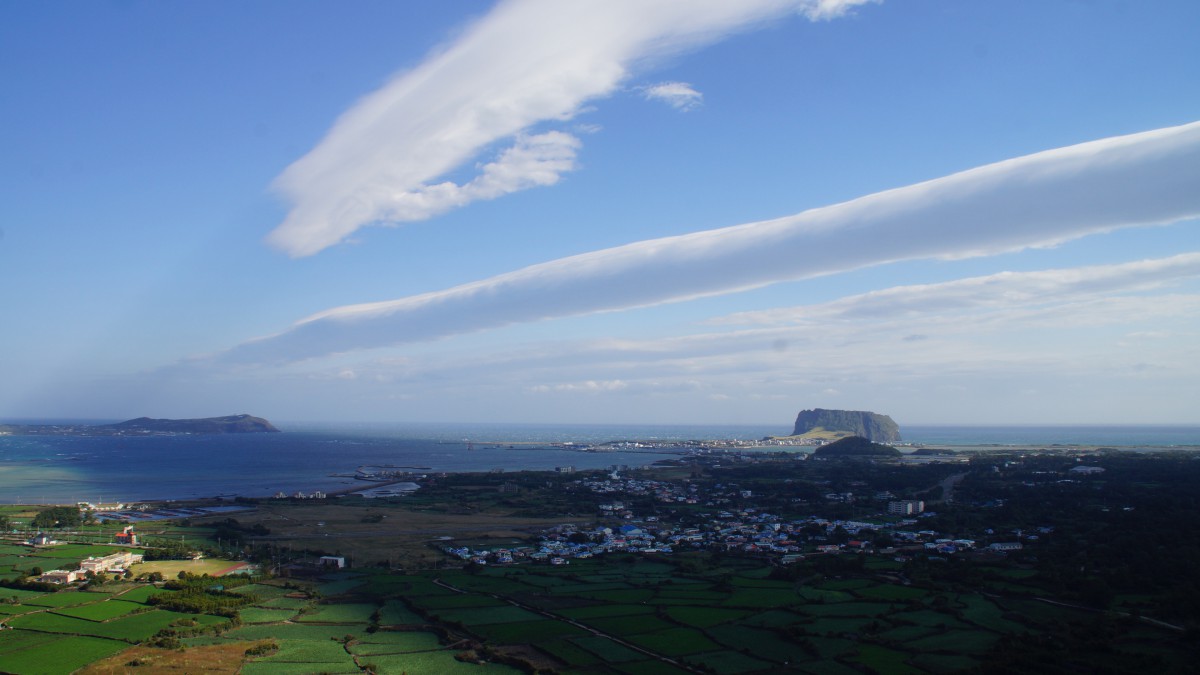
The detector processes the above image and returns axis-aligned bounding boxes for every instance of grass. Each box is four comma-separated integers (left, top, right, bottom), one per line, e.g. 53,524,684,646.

349,631,444,654
907,628,999,654
569,635,647,662
433,605,543,626
224,622,368,642
295,602,376,624
358,651,520,674
53,599,146,622
583,614,676,635
0,634,129,675
851,644,925,674
684,650,773,674
662,605,751,628
378,599,424,624
240,606,299,623
624,627,722,656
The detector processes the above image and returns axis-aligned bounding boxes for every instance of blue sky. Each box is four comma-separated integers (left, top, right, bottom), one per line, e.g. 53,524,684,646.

3,0,1198,427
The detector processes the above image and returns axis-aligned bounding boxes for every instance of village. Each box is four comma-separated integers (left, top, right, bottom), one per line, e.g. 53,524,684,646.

444,467,1035,568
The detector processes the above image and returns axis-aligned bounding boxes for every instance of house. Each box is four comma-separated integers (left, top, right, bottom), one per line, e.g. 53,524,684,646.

318,556,346,569
114,526,137,546
1069,466,1105,475
29,533,55,546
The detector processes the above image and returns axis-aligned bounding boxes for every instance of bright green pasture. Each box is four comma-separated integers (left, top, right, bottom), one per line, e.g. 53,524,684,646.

260,637,354,663
295,602,376,623
0,588,46,601
53,598,145,621
0,633,128,675
115,584,162,603
22,591,109,607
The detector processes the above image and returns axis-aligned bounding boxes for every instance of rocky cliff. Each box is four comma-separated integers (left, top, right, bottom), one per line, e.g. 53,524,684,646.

792,409,901,443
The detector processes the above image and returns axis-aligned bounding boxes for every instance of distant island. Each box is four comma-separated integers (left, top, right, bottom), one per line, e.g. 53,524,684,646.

790,408,901,443
0,414,280,436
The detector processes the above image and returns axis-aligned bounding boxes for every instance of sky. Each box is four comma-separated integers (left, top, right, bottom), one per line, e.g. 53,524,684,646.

2,0,1199,427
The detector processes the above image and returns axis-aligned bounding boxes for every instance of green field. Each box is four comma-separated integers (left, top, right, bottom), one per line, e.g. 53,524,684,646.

0,633,129,675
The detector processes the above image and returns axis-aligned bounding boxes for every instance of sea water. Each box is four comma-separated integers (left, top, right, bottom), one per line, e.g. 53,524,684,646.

1,421,1196,504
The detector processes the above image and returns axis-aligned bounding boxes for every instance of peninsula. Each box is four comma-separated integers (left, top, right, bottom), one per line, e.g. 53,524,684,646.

0,414,280,436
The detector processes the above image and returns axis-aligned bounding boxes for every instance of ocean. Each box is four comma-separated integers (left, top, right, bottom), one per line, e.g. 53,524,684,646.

1,421,1196,504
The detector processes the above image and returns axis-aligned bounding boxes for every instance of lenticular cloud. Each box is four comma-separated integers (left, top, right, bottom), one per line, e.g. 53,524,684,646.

265,0,878,257
233,120,1200,364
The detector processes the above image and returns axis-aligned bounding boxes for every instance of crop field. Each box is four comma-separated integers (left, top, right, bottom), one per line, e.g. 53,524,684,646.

378,599,424,624
53,598,146,621
294,601,376,623
433,604,543,625
361,651,521,674
687,650,773,674
260,594,313,610
22,591,109,607
0,634,129,675
349,631,444,654
624,627,722,656
470,618,589,643
224,622,368,642
114,584,162,603
239,606,299,623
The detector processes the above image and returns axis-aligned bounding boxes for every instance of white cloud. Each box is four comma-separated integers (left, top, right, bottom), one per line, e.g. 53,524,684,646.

714,252,1200,325
227,121,1200,365
266,0,878,257
642,81,703,110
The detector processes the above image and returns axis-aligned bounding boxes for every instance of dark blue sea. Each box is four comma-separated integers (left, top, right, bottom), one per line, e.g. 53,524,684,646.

1,421,1196,504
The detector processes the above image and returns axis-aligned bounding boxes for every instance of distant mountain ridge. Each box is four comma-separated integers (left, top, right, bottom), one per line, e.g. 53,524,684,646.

0,414,280,436
792,408,901,443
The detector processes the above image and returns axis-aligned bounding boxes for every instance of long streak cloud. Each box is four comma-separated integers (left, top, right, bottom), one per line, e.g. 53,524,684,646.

266,0,875,257
230,120,1200,365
